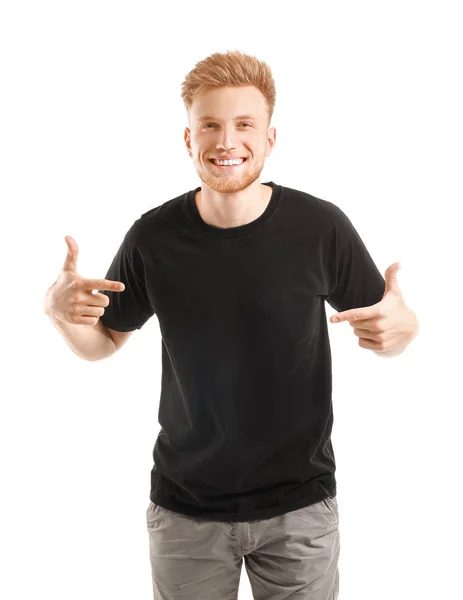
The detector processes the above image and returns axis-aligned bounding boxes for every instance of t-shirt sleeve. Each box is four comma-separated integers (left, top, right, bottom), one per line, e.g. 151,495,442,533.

325,204,385,314
98,234,155,332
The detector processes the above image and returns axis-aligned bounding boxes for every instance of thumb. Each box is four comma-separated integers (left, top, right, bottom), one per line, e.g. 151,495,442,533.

383,261,402,296
63,235,79,273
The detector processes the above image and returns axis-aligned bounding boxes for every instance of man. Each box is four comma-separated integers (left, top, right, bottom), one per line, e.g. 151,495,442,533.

45,50,419,599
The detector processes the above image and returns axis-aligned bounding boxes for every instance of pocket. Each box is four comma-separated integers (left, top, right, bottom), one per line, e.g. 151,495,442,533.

323,495,338,516
146,500,157,525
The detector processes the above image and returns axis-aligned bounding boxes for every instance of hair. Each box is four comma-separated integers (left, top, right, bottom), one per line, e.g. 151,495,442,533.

180,50,276,127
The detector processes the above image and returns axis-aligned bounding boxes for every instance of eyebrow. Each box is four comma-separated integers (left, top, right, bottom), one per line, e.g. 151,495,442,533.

197,114,258,122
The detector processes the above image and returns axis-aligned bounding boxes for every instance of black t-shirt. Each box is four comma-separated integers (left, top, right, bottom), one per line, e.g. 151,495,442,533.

99,181,385,522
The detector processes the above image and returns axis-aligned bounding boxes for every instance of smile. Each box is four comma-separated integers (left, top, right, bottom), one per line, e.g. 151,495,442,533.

209,158,247,169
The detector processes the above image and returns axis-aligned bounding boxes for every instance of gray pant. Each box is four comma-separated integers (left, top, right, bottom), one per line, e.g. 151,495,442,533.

146,496,340,599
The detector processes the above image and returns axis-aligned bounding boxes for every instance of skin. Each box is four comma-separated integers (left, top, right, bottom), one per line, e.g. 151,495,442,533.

330,262,419,356
184,85,277,228
184,86,419,355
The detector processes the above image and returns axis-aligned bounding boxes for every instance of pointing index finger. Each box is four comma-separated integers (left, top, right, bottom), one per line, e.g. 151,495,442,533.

331,306,379,323
85,278,125,292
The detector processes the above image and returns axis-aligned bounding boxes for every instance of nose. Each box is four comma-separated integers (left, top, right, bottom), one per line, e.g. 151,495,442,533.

216,124,239,152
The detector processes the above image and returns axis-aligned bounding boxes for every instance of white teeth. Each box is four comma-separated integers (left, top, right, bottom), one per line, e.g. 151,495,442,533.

212,158,244,166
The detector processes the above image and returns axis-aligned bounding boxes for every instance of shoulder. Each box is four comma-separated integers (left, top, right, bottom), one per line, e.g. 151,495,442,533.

124,190,188,248
281,183,349,229
139,191,185,221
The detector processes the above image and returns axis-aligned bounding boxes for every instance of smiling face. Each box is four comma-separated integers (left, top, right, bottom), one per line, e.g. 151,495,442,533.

184,85,276,194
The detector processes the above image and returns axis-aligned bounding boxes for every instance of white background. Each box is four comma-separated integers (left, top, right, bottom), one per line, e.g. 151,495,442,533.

1,1,461,599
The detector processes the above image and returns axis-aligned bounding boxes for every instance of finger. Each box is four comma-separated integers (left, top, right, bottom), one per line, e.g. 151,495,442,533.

352,329,378,341
63,235,79,273
331,305,381,323
78,305,105,318
84,278,125,292
85,291,111,307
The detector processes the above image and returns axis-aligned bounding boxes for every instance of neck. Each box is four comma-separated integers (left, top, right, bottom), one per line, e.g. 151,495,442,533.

195,181,272,229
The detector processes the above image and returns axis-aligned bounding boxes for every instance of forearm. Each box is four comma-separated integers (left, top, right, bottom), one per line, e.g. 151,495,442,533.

47,315,116,362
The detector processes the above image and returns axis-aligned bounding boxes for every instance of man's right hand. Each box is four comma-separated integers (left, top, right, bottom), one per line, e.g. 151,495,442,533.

43,235,125,326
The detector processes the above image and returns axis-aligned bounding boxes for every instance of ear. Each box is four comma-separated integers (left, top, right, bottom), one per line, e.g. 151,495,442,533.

184,127,192,155
265,126,276,157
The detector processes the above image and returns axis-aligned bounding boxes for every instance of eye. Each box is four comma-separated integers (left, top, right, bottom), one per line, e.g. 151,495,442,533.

202,122,252,129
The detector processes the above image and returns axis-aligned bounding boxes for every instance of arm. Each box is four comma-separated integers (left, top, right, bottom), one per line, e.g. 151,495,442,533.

331,263,419,358
47,313,117,362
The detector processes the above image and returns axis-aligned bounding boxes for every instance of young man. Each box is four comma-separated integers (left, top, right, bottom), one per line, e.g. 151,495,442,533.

93,50,417,599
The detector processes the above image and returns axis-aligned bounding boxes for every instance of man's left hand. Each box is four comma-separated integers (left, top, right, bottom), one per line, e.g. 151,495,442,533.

329,262,419,352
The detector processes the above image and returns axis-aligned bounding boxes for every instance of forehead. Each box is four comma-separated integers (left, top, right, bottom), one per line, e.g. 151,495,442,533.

191,85,267,122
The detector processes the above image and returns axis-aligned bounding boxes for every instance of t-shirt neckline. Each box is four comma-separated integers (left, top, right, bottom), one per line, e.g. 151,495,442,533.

185,181,282,239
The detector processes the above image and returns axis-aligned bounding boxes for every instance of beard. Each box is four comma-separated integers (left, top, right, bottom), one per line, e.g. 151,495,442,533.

193,155,266,195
